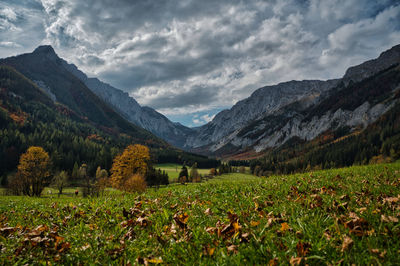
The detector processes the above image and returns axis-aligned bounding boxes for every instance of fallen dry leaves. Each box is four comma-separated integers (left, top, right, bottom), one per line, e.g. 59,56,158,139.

341,235,353,252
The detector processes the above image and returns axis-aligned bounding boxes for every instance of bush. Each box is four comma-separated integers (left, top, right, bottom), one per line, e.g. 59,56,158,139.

124,174,147,193
6,173,23,195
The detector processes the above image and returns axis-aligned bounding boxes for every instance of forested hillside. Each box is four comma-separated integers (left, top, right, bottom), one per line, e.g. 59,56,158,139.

0,66,218,184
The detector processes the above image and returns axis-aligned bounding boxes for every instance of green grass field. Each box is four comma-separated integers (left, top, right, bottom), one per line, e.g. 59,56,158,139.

1,163,400,264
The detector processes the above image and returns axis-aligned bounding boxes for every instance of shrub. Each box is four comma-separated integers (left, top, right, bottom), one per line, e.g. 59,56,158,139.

124,174,147,193
6,173,23,195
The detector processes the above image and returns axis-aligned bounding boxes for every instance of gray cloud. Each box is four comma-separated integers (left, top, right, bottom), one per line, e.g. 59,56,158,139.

142,85,217,109
0,0,45,58
1,0,400,124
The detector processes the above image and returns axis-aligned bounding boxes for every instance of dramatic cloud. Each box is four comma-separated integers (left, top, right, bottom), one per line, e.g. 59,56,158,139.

1,0,400,126
0,0,45,58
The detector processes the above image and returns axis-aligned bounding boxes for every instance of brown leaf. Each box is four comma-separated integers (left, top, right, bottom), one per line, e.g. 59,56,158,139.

290,257,303,266
206,226,217,235
357,207,367,214
136,216,151,227
341,235,353,252
309,194,323,209
268,258,279,266
204,208,213,215
250,220,260,227
221,224,236,239
323,229,332,240
120,219,135,228
275,239,287,251
371,249,387,258
81,243,91,251
0,227,16,236
173,212,189,229
381,215,399,223
240,232,250,243
203,245,215,256
296,241,311,257
227,244,238,254
280,222,290,232
344,215,370,236
227,211,239,223
54,235,65,249
58,242,71,253
383,196,399,205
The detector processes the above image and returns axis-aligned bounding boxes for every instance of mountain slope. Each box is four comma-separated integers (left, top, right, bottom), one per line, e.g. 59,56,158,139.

0,65,144,176
186,44,400,157
61,58,194,148
0,45,164,143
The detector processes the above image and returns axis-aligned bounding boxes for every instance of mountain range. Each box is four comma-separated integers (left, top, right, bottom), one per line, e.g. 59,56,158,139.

184,44,400,158
1,44,400,161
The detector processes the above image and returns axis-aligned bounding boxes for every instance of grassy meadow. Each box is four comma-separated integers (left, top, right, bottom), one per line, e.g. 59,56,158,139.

1,163,400,264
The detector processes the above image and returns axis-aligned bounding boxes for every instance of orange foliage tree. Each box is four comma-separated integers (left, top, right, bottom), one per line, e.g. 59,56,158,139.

110,144,150,191
17,146,51,196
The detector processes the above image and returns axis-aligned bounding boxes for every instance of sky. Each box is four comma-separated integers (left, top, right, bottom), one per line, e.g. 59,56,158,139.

1,0,400,127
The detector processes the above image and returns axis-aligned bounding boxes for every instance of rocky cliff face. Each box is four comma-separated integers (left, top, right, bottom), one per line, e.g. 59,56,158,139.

185,44,400,156
61,59,194,148
184,79,339,150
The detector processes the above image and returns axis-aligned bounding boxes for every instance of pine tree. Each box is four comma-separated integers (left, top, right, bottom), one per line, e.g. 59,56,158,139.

72,162,79,179
178,164,188,183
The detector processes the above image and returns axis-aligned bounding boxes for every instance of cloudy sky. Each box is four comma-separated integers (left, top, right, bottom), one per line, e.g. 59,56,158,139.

1,0,400,127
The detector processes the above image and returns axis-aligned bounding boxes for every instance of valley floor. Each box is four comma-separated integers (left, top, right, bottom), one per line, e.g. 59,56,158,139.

1,163,400,264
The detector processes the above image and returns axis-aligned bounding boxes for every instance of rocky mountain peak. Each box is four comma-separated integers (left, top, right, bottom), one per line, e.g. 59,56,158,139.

33,45,56,55
32,45,59,61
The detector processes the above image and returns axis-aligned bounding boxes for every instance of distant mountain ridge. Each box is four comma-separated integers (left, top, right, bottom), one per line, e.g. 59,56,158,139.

184,44,400,158
2,44,399,160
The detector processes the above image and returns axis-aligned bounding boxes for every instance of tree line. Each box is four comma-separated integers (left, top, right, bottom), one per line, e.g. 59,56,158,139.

0,88,219,186
7,144,169,197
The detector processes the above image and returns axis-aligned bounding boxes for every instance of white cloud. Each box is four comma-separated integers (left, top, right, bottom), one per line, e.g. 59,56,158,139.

0,41,21,48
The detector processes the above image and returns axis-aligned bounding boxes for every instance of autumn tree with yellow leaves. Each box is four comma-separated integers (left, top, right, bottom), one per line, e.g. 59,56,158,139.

110,144,150,192
17,146,51,196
